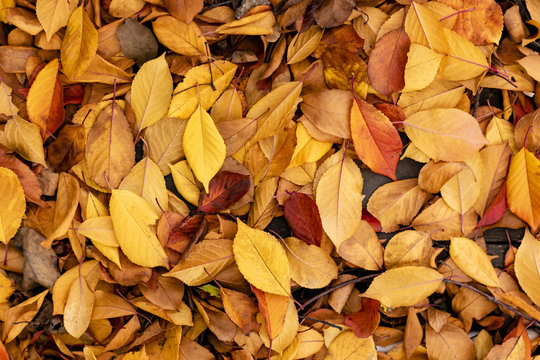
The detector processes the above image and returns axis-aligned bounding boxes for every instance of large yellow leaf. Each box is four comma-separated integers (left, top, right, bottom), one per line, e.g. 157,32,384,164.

287,26,324,65
300,89,352,140
324,331,377,360
0,114,46,165
119,158,168,216
363,266,444,307
52,260,100,315
169,61,236,119
144,117,187,175
450,237,500,287
404,1,448,53
61,5,97,79
77,216,121,267
216,11,275,35
63,278,94,338
425,322,474,360
36,0,72,41
0,167,25,245
402,44,442,92
418,161,464,193
316,158,363,247
110,189,168,268
131,54,173,132
165,239,234,286
183,105,226,192
440,28,489,81
507,148,540,232
514,230,540,307
367,179,430,232
233,221,290,296
404,108,487,161
284,237,337,289
440,168,480,214
152,15,206,56
246,81,303,146
85,103,135,189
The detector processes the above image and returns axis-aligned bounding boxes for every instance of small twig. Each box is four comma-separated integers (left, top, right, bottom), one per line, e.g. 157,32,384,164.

298,315,342,330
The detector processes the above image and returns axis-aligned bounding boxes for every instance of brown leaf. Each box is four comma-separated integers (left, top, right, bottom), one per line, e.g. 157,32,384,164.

221,287,260,335
162,0,202,24
367,28,411,98
0,147,43,205
47,124,85,172
315,0,355,28
283,192,323,246
167,214,204,254
198,171,250,213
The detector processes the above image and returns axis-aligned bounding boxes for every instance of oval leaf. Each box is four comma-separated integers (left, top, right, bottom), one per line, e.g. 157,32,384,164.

450,237,500,287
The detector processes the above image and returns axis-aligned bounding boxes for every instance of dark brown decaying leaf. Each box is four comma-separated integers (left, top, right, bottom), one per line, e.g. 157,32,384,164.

167,214,205,254
315,0,355,28
47,124,86,172
283,192,323,246
367,28,411,98
198,171,251,213
116,18,159,65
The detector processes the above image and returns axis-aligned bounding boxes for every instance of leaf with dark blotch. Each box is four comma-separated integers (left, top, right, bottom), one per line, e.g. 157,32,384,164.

284,192,323,246
167,214,204,254
344,298,380,338
0,147,44,205
47,124,86,172
367,28,410,98
475,183,507,229
198,171,251,213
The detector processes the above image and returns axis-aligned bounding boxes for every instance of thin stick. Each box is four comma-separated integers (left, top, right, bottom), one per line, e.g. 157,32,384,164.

298,315,342,330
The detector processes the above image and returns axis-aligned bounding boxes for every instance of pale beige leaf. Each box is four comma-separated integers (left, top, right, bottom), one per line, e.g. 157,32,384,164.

324,331,377,360
485,117,518,153
353,7,389,54
287,26,324,65
404,1,448,53
294,325,324,359
233,221,291,296
367,179,430,232
479,64,535,92
0,115,46,165
64,278,95,338
144,117,187,175
131,54,173,132
363,266,444,307
440,28,489,81
316,158,363,246
403,44,442,92
384,230,432,269
440,168,480,214
0,83,17,116
152,16,206,56
210,89,243,124
404,108,487,161
0,167,25,245
518,55,540,82
119,158,168,216
169,160,200,206
284,237,337,289
450,237,500,287
61,6,97,79
514,230,540,307
337,220,384,271
52,260,100,315
165,239,234,286
110,189,168,268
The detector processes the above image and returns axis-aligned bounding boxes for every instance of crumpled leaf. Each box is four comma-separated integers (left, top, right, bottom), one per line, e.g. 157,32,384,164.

2,289,47,343
21,228,60,290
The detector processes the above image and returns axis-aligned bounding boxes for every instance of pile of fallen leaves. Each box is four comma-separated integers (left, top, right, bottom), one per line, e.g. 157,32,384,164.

1,0,540,358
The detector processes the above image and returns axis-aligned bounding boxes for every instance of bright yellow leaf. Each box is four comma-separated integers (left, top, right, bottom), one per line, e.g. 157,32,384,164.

514,230,540,307
450,237,500,287
0,167,25,245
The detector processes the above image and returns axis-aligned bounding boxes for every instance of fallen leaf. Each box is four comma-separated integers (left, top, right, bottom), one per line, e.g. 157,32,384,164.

325,331,377,360
63,277,94,338
198,171,250,213
0,167,25,245
153,15,206,56
284,192,323,246
450,237,500,287
345,298,380,338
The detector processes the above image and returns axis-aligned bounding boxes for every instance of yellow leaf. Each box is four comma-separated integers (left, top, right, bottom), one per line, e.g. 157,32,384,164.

440,28,489,81
0,167,25,245
110,189,168,268
144,117,187,175
2,290,47,343
485,116,518,153
337,221,384,271
233,221,291,296
289,122,332,168
294,325,324,359
325,331,377,360
63,278,95,338
0,82,18,116
284,237,337,289
152,15,206,56
367,179,430,232
36,0,73,41
404,1,448,53
418,161,464,193
119,158,168,216
169,61,236,119
440,168,480,214
210,89,243,124
479,64,534,92
42,173,80,248
146,326,182,360
183,105,226,192
169,160,201,206
384,230,432,269
165,239,234,286
425,322,474,360
0,271,14,302
0,0,14,22
514,230,540,307
121,347,149,360
450,237,500,287
61,5,98,79
404,108,487,161
402,44,442,92
316,158,363,247
69,54,131,84
247,176,277,229
246,81,303,146
52,260,100,315
85,103,135,189
0,114,46,165
363,266,444,307
77,216,118,246
259,299,298,352
216,11,275,35
507,148,540,232
131,54,173,132
287,26,324,65
397,80,465,117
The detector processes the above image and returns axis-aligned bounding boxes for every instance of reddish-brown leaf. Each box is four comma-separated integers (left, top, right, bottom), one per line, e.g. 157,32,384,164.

374,102,406,129
198,171,251,213
47,124,86,172
475,183,507,228
167,214,204,254
284,192,323,246
367,28,410,98
63,84,84,105
0,147,44,205
350,96,402,180
362,209,382,232
344,297,381,338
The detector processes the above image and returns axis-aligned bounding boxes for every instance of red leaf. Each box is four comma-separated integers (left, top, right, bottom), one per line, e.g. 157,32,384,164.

284,192,323,246
367,28,410,97
344,297,381,338
362,209,382,232
475,183,507,228
198,171,251,213
63,84,84,105
351,96,402,180
374,102,406,130
167,214,204,253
